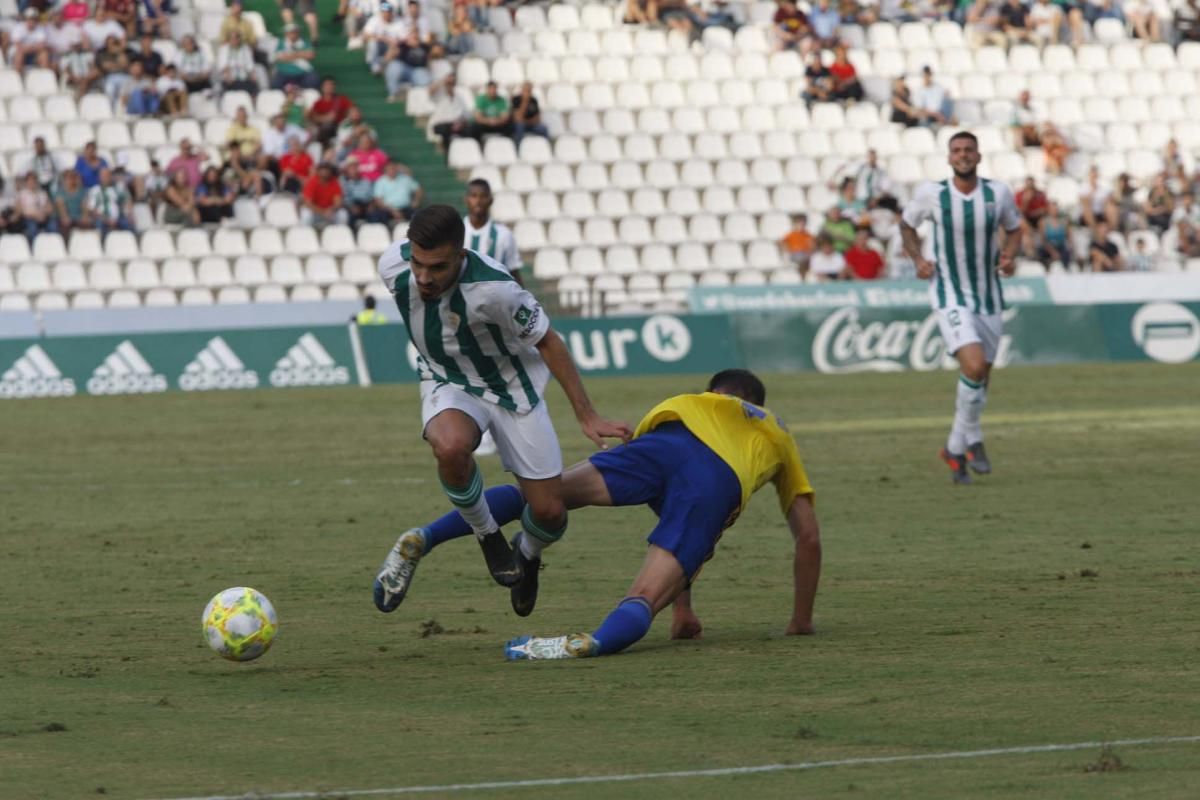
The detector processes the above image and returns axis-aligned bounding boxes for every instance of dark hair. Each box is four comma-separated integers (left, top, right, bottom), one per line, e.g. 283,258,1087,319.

707,369,766,406
467,178,492,194
948,130,978,147
407,204,465,250
364,295,376,309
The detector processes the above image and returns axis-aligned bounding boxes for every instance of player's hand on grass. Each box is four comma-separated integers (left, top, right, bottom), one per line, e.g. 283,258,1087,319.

580,414,633,450
997,252,1016,277
786,619,815,636
915,257,935,280
670,610,703,640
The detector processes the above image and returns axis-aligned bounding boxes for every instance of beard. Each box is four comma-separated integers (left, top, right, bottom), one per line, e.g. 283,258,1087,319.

952,164,977,180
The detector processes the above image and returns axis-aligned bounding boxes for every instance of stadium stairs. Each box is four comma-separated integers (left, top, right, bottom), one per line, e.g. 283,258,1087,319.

242,0,464,207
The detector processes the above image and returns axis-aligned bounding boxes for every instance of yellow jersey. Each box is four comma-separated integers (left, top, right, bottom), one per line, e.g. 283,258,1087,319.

633,392,814,515
356,309,387,325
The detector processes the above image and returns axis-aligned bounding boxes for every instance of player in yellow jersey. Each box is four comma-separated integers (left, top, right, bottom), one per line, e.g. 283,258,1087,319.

371,369,823,661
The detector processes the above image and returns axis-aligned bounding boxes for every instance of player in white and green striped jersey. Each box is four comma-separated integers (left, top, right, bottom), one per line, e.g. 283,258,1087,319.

374,205,632,610
464,178,522,458
900,131,1023,485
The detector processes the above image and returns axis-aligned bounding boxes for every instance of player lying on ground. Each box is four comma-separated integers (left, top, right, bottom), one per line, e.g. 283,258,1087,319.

900,130,1023,485
376,205,631,600
373,369,822,660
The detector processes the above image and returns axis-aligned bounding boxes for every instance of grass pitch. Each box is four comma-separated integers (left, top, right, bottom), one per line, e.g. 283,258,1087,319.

2,363,1199,799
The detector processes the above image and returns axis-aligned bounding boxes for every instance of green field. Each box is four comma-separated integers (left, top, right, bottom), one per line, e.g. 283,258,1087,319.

3,364,1199,799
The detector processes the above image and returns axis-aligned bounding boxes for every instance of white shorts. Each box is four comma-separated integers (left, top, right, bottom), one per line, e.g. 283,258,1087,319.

936,307,1003,362
420,381,564,480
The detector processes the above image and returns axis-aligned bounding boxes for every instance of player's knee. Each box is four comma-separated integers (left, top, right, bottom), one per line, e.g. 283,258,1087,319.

528,497,567,531
427,429,476,467
960,358,987,383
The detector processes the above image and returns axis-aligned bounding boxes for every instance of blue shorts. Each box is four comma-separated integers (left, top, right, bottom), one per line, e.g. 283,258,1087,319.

588,422,742,579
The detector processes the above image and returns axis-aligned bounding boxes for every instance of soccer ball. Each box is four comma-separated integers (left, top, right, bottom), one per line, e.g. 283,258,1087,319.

201,587,278,662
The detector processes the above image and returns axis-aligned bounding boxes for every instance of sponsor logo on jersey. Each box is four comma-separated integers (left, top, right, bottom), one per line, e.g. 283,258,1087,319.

1130,302,1200,364
811,307,1015,374
179,337,259,391
87,340,168,395
269,333,350,387
514,304,541,338
0,345,76,399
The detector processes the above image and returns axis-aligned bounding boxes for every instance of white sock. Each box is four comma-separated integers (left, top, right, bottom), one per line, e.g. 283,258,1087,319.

519,532,544,560
441,466,497,539
966,383,987,446
948,373,985,454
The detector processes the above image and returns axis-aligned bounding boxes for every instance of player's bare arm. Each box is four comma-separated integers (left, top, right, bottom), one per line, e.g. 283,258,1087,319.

534,329,633,449
785,494,821,636
997,224,1023,277
900,220,934,279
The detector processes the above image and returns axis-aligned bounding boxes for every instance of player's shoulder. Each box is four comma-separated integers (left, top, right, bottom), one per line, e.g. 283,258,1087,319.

377,239,411,291
913,179,947,199
983,178,1017,203
460,249,517,285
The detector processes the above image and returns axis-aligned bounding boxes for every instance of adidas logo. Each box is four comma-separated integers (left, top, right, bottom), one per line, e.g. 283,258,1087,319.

270,333,350,387
179,336,259,391
0,345,76,399
87,340,168,395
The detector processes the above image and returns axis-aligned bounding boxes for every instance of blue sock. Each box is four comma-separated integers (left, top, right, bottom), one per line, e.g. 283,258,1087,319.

591,597,654,656
424,484,524,551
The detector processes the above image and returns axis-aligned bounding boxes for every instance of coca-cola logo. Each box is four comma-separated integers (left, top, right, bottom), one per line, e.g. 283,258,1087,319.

812,307,1014,374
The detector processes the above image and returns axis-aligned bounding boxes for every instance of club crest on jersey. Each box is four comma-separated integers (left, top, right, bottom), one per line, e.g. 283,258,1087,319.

445,311,461,329
514,306,533,326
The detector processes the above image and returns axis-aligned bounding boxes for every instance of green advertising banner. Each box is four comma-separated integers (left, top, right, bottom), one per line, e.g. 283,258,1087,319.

688,277,1053,314
357,313,741,382
0,326,358,399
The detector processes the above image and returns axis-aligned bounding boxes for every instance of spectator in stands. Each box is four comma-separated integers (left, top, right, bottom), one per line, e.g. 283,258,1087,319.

1028,0,1067,45
278,136,314,193
843,228,886,280
1016,177,1049,232
1128,237,1155,271
1088,221,1123,272
130,33,164,78
220,2,258,51
60,0,92,25
280,0,320,46
1040,123,1070,175
101,0,137,39
1079,165,1114,229
511,82,549,146
1177,0,1200,42
120,59,159,115
1144,174,1175,233
773,0,812,52
471,81,513,141
176,35,213,94
281,82,308,126
623,0,657,24
225,106,262,168
30,137,58,194
889,76,919,127
362,1,403,74
46,14,81,67
262,113,308,162
429,74,471,154
61,38,98,99
834,149,891,211
1170,219,1200,259
9,9,51,70
1112,172,1139,233
780,213,815,274
335,106,377,160
915,66,953,128
1124,0,1162,41
163,168,200,226
1037,201,1072,267
156,64,188,116
195,166,235,224
340,157,376,225
97,35,132,105
273,24,319,90
835,178,866,221
1173,192,1200,227
16,172,57,242
348,131,388,181
307,78,356,146
399,0,433,42
300,163,347,228
807,0,840,47
232,153,277,201
143,159,169,216
371,160,422,223
384,28,433,100
86,167,133,235
53,169,92,235
1010,90,1041,149
446,3,476,55
167,140,206,189
809,234,845,281
74,142,109,189
828,46,864,103
966,0,1006,47
217,30,260,95
821,206,856,252
800,51,833,107
83,8,126,50
998,0,1035,43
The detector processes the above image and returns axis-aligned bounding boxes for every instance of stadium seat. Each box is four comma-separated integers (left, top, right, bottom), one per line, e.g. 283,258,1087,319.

196,257,233,288
160,258,197,289
270,257,305,286
65,231,99,262
583,217,617,246
570,247,604,276
180,287,215,306
70,290,105,309
51,261,87,292
533,248,568,279
617,216,654,246
304,255,340,285
253,284,288,304
321,225,356,257
103,230,140,261
107,289,141,308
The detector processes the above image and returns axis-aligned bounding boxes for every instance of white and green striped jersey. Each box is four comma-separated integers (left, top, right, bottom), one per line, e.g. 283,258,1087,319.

902,177,1022,314
378,242,550,413
463,216,522,273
